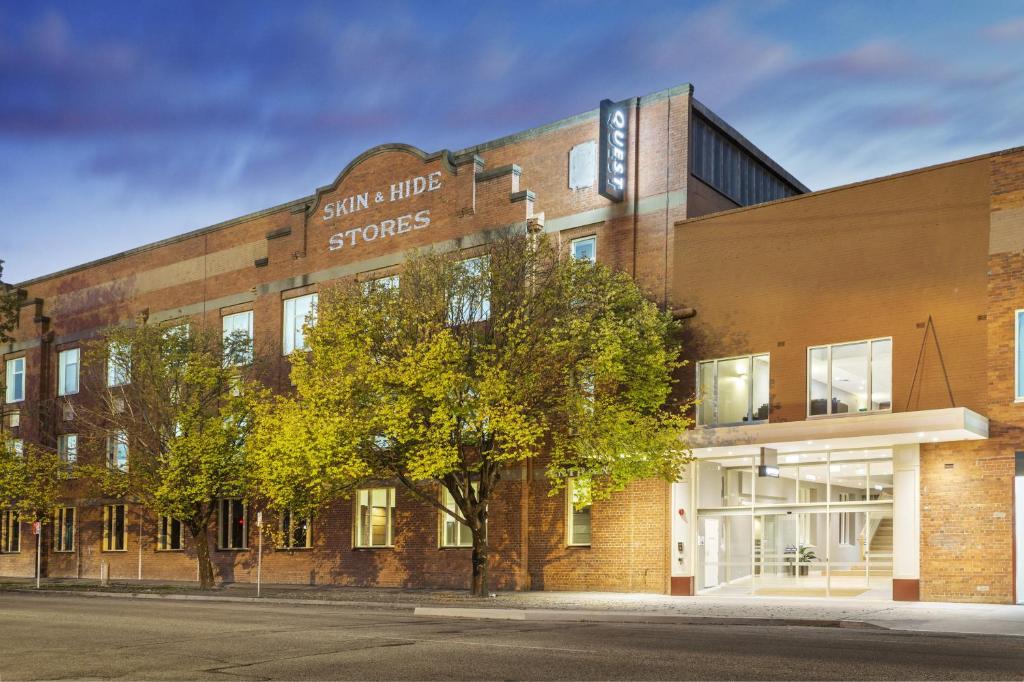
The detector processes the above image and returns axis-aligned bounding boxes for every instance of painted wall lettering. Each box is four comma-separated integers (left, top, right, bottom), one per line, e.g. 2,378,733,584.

329,209,432,251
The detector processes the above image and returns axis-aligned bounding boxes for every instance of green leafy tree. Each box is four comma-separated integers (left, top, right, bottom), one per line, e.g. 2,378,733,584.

0,439,68,526
0,260,21,344
249,231,693,595
77,321,255,589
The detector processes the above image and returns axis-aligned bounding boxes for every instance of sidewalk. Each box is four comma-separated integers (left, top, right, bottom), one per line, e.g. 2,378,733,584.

3,577,1023,638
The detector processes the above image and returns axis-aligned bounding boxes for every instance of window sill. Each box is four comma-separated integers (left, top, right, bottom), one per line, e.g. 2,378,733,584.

155,548,184,552
275,546,313,551
101,549,127,553
438,545,473,550
566,543,591,548
53,550,75,554
216,547,249,552
0,551,22,555
1014,397,1024,403
353,545,394,551
697,420,769,429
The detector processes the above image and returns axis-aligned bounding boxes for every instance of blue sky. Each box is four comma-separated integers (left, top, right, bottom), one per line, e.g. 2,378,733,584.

2,1,1023,283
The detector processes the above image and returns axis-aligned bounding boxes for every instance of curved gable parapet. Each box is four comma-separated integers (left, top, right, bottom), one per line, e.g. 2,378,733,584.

307,143,480,217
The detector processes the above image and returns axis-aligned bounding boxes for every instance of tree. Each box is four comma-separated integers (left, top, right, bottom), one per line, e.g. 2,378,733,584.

0,260,21,344
0,439,68,526
76,321,255,589
248,230,693,596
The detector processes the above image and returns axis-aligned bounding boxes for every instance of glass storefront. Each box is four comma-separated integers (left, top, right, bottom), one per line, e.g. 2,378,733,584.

696,448,893,598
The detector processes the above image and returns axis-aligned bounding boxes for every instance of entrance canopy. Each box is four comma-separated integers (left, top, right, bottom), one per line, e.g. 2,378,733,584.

686,407,987,457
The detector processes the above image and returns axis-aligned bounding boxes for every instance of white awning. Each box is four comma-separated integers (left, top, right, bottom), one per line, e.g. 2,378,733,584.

686,407,987,457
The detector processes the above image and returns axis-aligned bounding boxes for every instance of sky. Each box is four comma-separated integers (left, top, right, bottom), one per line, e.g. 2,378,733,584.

1,1,1023,283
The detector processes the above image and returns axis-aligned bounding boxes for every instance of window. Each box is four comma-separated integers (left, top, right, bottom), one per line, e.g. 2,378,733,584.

567,478,592,546
222,311,254,365
54,507,75,552
1016,310,1024,401
102,504,126,551
58,434,78,465
451,257,490,324
697,354,770,427
157,515,184,551
6,439,23,458
282,293,318,355
5,356,24,403
217,498,247,549
0,510,19,553
355,488,394,548
58,348,80,396
808,338,892,417
362,275,400,293
106,431,128,471
837,493,854,545
107,341,130,387
278,510,311,549
570,236,596,263
440,486,478,548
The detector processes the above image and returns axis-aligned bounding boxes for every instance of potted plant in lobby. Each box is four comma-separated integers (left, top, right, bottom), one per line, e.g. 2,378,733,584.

798,545,817,576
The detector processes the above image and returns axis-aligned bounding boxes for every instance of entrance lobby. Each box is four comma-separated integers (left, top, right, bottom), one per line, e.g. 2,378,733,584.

696,448,894,599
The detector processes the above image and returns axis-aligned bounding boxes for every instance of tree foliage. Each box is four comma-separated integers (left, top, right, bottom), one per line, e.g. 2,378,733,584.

76,321,255,588
248,230,693,595
0,260,21,344
0,440,68,523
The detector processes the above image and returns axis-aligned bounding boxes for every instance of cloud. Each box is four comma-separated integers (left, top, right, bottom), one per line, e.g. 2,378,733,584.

981,17,1024,41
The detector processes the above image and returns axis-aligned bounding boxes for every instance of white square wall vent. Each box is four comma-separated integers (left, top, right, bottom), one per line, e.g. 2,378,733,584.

568,141,596,190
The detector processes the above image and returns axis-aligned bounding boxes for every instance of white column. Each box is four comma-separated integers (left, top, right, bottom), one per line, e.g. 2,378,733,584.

670,467,695,579
893,443,920,580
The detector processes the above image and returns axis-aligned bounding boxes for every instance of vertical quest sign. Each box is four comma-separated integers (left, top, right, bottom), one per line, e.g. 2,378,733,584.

598,98,629,203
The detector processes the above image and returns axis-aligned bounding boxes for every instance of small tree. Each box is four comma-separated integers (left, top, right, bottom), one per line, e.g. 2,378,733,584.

0,439,68,527
249,231,692,595
0,260,21,344
77,321,255,589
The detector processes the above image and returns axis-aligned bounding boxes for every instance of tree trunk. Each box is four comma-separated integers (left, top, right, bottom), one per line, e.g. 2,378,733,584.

189,524,216,590
470,529,489,597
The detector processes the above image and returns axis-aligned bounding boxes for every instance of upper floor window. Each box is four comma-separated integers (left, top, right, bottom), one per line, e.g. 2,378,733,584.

58,348,80,396
6,438,23,458
106,431,128,471
5,356,24,403
222,310,254,365
355,488,394,548
808,338,892,417
1016,310,1024,401
571,236,596,263
363,275,400,294
450,257,490,324
58,434,78,465
697,354,769,427
107,342,131,387
282,293,318,355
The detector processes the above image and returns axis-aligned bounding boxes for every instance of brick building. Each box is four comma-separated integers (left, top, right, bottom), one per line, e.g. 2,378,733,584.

2,81,1023,604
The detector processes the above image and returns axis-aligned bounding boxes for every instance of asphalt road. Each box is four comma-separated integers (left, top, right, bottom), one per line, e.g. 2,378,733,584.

1,593,1022,681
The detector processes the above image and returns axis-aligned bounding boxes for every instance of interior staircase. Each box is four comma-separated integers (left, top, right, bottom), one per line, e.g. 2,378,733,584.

830,517,893,576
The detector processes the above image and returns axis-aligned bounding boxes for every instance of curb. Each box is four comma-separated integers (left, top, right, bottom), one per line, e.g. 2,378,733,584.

412,606,881,630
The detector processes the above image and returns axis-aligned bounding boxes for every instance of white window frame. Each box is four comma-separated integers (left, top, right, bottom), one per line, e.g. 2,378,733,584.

54,507,75,552
570,236,597,263
282,293,318,355
439,486,479,548
58,434,78,465
217,498,247,550
696,353,770,427
102,504,127,552
5,356,25,403
157,515,184,551
354,488,395,548
222,310,254,366
106,431,128,471
566,478,592,547
58,348,80,396
278,510,312,549
1016,310,1024,402
107,341,131,387
806,337,893,418
451,257,490,324
0,510,20,553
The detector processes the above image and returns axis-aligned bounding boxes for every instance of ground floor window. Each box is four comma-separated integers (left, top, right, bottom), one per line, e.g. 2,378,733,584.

440,486,480,548
1,510,20,553
217,499,247,549
567,478,592,546
102,504,126,551
157,515,184,551
53,507,75,552
278,510,311,549
355,488,394,548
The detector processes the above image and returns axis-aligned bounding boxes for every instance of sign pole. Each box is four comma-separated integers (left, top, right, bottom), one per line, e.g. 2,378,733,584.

256,511,263,598
35,520,41,589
